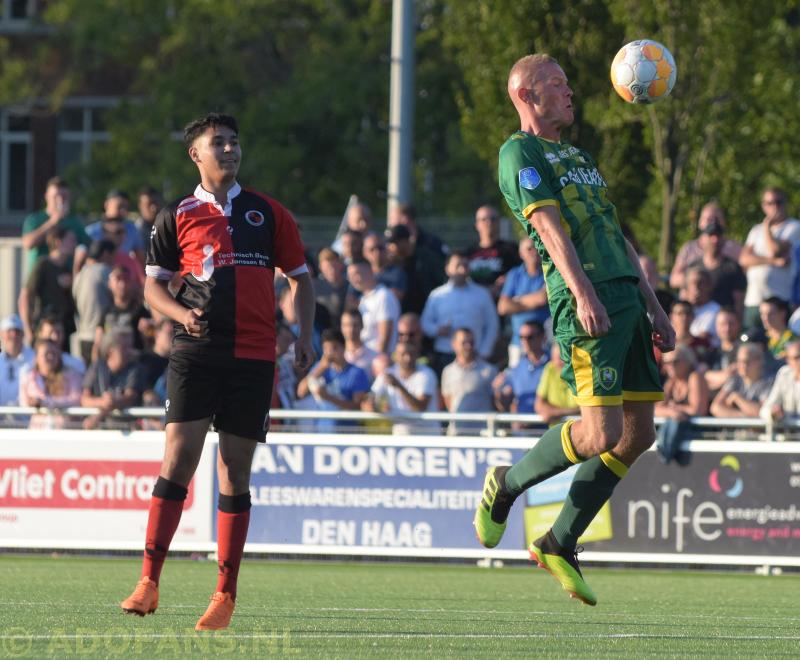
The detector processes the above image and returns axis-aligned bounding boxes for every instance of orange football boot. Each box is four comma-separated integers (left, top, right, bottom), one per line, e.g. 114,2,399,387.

120,577,159,616
195,592,235,631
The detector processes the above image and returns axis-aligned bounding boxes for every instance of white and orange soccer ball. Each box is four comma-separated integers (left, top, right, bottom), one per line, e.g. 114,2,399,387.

610,39,677,104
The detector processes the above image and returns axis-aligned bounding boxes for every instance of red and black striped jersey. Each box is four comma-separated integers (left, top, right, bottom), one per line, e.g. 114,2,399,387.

145,183,307,362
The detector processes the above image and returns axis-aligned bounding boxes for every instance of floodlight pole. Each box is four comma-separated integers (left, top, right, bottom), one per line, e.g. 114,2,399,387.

386,0,415,223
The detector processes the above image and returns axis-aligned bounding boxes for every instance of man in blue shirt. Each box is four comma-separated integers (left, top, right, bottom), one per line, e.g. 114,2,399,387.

498,237,550,366
297,328,370,431
492,320,549,414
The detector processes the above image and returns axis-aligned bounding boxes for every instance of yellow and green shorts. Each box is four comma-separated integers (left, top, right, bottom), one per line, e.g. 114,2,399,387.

549,278,664,407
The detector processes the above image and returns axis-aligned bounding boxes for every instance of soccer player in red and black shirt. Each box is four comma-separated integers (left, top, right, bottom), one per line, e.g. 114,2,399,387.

120,113,315,630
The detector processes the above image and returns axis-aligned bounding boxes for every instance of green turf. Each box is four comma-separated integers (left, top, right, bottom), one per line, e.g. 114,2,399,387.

0,556,798,658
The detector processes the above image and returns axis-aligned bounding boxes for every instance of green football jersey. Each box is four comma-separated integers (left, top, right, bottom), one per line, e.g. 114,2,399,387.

498,131,636,296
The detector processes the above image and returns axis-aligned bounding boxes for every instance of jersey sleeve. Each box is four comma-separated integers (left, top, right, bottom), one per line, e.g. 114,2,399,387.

272,202,308,274
499,140,558,221
145,205,179,280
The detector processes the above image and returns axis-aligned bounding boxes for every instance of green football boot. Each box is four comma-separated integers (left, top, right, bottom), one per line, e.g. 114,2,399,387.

530,530,597,606
474,466,514,548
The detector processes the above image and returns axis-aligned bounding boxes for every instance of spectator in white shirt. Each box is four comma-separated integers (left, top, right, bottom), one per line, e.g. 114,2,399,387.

364,341,440,436
347,259,400,355
685,266,721,344
341,309,378,382
740,187,800,329
421,251,499,376
0,314,34,405
441,328,497,435
760,340,800,424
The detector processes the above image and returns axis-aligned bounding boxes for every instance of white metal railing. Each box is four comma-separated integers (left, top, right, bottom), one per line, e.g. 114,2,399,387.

0,405,796,441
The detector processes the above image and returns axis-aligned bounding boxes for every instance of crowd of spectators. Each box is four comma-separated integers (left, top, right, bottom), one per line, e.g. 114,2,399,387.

2,177,800,437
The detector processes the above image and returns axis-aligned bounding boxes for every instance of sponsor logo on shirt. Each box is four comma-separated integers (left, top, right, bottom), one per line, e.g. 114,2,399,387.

518,167,542,190
245,210,265,227
545,152,559,164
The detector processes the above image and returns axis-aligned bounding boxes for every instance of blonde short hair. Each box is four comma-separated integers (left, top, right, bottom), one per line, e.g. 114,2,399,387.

508,53,559,89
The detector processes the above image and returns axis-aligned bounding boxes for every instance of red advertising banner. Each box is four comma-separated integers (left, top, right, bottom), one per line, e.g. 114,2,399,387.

0,459,194,510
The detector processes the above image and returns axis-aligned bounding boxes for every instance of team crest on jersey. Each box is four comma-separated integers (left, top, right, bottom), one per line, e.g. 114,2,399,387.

599,367,618,391
518,167,541,190
245,210,265,227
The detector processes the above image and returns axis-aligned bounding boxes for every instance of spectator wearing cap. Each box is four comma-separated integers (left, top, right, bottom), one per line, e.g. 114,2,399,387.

72,239,115,364
347,260,400,355
21,176,90,276
710,342,773,419
498,237,549,367
18,226,77,347
0,314,34,405
758,296,795,361
760,340,800,425
686,219,747,319
670,201,741,296
81,327,143,429
740,187,800,329
465,204,520,299
441,328,498,435
135,186,164,257
684,266,721,344
421,251,499,376
363,231,407,303
385,223,446,315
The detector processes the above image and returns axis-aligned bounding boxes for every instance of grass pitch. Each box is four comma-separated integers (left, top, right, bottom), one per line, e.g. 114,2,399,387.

0,556,798,658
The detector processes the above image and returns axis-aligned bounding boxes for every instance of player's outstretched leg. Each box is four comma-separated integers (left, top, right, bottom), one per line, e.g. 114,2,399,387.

121,477,188,615
195,492,251,631
474,420,582,548
529,451,628,606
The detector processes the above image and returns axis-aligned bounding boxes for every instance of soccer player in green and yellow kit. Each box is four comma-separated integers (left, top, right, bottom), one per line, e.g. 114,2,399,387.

473,54,676,606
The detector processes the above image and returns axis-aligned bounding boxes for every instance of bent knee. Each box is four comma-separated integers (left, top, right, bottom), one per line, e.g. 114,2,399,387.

573,419,623,457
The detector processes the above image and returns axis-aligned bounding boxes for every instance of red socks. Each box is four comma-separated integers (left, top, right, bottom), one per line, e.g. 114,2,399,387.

142,477,187,584
215,493,252,600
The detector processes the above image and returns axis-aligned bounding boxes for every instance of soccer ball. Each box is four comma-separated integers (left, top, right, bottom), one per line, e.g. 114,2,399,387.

610,39,677,104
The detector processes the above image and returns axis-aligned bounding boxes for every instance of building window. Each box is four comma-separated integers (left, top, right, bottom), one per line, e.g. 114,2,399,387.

0,109,32,214
56,99,115,174
0,0,36,23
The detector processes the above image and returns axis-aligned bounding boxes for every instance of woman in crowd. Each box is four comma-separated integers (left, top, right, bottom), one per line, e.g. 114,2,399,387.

19,338,83,428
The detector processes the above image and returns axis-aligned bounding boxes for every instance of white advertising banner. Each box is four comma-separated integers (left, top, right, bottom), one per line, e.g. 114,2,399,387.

0,430,215,550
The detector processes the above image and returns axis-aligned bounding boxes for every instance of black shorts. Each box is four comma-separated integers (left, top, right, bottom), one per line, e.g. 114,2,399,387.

165,351,275,442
